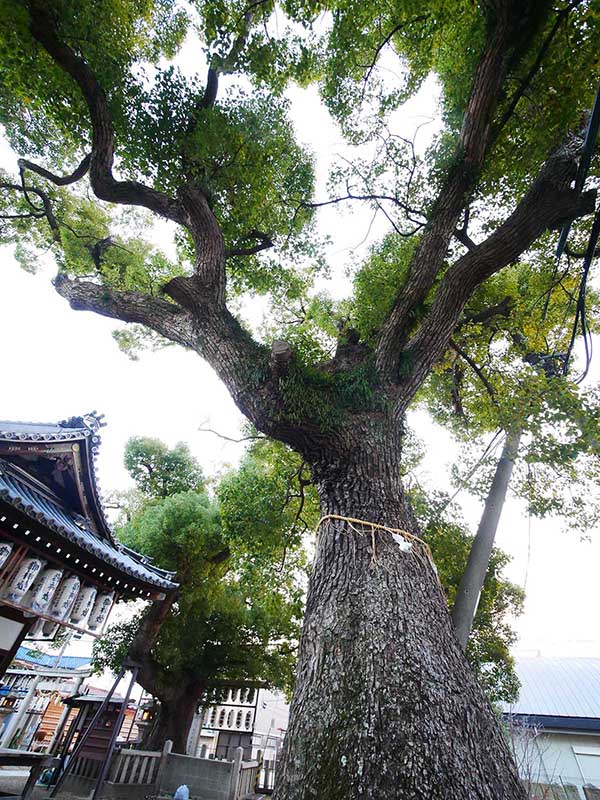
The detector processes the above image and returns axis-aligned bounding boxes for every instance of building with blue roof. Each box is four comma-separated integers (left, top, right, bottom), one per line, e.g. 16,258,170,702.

13,646,91,672
502,657,600,799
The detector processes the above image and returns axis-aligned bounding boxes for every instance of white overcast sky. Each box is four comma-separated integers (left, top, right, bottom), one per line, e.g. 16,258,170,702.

0,43,598,663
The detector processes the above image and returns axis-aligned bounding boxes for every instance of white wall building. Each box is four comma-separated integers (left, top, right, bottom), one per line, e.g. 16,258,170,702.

502,657,600,799
190,685,289,764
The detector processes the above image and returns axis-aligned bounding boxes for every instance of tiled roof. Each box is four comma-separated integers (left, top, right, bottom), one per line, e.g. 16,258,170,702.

502,657,600,719
0,459,176,591
0,418,97,442
0,413,113,543
14,646,91,671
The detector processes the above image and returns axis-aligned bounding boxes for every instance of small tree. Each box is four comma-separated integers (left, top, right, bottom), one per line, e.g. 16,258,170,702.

93,438,306,753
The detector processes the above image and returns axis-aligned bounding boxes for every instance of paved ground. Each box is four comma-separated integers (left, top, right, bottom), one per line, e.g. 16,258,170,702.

0,768,52,800
0,769,271,800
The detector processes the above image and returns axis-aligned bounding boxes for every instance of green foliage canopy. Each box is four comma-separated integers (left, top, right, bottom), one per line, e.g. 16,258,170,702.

94,437,306,703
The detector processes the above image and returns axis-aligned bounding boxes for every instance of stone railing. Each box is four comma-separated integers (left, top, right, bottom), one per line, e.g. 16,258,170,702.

61,740,258,800
108,747,162,785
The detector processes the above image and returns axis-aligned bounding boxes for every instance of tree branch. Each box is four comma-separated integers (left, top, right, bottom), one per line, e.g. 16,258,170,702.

198,424,266,444
0,180,61,240
375,3,540,379
26,0,184,224
449,339,497,401
53,275,196,348
18,153,91,186
458,296,513,327
225,229,274,258
396,133,597,410
361,15,430,99
493,1,584,139
192,2,266,116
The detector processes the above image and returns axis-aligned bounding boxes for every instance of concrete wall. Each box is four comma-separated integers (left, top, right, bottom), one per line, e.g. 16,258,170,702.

159,751,235,800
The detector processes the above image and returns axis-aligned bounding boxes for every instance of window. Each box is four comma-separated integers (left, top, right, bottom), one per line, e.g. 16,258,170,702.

573,746,600,784
226,710,234,728
218,709,226,728
236,711,242,729
245,711,252,730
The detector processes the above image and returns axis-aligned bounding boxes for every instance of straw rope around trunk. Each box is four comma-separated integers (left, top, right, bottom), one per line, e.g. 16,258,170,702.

315,513,440,581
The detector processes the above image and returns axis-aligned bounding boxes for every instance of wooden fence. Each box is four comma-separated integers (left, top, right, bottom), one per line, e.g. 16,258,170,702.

108,747,162,785
235,760,259,799
69,755,102,780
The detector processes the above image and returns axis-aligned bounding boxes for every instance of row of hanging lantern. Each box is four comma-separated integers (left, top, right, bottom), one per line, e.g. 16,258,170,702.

0,542,114,639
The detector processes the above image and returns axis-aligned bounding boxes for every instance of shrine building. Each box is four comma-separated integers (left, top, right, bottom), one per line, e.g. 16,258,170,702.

0,413,177,676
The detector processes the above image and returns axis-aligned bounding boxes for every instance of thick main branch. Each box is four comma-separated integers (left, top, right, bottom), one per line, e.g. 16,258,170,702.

53,275,196,348
375,1,544,379
396,135,597,411
26,1,183,224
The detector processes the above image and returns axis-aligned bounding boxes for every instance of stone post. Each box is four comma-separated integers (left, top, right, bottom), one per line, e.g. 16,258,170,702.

229,746,243,800
154,738,173,794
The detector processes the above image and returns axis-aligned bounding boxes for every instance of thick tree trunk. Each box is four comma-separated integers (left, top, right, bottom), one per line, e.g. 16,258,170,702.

451,428,522,650
274,423,525,800
142,684,204,754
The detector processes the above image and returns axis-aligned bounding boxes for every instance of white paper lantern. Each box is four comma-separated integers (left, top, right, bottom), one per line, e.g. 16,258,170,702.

48,576,81,620
4,558,45,602
25,568,64,613
70,585,97,625
0,542,13,570
88,592,114,631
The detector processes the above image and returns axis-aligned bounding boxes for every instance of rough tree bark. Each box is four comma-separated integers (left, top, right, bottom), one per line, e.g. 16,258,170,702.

451,429,522,650
273,417,525,800
141,683,205,754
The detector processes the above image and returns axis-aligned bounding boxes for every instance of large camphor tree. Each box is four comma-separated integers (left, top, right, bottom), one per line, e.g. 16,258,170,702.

1,1,599,797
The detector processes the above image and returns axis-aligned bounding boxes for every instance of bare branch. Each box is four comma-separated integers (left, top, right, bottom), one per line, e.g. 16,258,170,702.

361,15,429,99
449,339,497,401
198,423,266,444
302,191,423,218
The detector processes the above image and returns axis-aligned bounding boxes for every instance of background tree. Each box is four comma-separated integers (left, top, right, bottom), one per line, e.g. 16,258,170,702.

396,245,600,648
1,1,599,797
94,437,306,753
